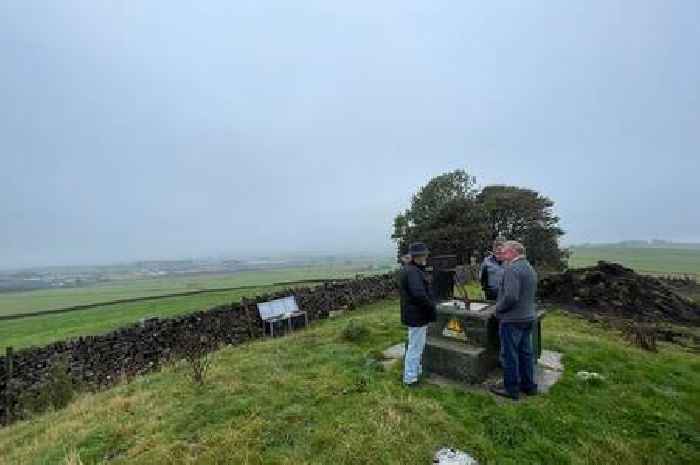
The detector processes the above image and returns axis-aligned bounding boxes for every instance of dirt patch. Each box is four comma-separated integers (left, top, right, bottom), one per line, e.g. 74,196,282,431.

538,261,700,325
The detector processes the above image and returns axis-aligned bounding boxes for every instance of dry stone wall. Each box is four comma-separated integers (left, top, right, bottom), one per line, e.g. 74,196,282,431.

0,273,398,426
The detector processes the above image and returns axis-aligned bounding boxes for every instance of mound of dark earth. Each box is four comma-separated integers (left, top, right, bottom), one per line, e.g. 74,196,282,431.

660,276,700,302
538,261,699,325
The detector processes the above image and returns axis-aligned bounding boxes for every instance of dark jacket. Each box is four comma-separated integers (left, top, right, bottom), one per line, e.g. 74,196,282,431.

495,257,538,323
399,262,437,327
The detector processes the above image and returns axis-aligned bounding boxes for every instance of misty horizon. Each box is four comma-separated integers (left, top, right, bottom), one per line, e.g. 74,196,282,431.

3,238,699,273
2,2,698,270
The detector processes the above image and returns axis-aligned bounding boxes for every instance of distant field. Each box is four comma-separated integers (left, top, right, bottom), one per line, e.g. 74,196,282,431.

0,263,398,350
0,264,393,317
0,283,323,351
568,247,700,276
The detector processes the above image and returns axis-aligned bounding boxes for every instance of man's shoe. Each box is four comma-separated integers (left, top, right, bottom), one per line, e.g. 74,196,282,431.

404,381,420,388
521,388,538,396
489,386,519,400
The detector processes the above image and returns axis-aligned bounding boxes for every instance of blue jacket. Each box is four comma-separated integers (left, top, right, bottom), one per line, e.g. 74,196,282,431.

495,258,538,323
480,254,504,290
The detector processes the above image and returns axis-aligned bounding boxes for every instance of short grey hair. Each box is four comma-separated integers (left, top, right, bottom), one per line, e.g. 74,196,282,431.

502,240,526,256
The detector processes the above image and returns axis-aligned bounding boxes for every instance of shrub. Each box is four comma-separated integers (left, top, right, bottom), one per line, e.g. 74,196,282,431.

178,332,216,385
18,355,75,415
341,320,370,342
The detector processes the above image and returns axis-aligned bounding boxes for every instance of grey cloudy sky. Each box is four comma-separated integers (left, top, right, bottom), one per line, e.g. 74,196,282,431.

1,1,698,269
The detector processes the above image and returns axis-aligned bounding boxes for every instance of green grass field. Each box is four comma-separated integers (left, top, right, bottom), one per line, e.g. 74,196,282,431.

0,283,323,351
1,298,698,465
0,265,393,317
568,247,700,276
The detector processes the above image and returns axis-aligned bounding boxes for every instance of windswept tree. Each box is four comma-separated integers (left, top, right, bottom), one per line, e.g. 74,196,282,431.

392,170,487,264
478,185,567,270
401,170,478,226
392,170,568,270
418,197,491,264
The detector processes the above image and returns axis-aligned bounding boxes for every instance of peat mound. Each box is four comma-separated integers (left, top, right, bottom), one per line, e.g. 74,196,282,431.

538,261,699,325
659,276,700,302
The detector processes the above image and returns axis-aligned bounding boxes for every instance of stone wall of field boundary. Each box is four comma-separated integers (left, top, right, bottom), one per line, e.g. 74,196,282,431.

0,273,398,426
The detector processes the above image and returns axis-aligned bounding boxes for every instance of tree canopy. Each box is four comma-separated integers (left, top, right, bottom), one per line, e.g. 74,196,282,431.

392,169,568,270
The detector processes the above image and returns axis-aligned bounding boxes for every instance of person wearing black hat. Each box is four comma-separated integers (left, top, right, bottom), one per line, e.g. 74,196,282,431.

399,242,437,386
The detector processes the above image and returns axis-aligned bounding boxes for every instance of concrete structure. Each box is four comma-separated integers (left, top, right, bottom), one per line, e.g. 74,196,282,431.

424,300,544,384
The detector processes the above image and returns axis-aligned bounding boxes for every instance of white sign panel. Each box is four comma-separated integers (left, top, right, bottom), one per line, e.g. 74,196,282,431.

257,296,299,320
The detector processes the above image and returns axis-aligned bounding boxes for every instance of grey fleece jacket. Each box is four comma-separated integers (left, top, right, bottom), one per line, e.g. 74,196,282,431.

494,257,538,323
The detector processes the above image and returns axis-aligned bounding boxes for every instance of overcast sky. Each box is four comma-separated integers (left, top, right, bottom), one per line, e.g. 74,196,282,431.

1,1,698,269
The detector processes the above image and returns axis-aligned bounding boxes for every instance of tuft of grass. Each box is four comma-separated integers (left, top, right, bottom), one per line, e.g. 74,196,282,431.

0,299,698,465
340,319,370,342
61,450,83,465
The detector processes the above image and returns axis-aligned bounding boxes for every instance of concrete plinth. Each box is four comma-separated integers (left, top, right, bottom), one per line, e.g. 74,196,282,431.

424,300,545,385
423,337,499,384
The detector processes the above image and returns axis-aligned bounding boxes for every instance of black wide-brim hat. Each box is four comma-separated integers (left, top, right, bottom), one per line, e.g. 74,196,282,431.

408,242,430,256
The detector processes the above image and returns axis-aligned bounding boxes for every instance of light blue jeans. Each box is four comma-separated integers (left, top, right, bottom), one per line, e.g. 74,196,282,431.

404,325,427,384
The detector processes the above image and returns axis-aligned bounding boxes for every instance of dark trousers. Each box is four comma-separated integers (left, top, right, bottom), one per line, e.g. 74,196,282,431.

499,321,537,396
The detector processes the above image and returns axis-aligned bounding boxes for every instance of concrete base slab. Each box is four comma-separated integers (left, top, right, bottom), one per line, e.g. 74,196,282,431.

539,350,564,372
424,373,483,393
382,343,406,360
425,350,565,399
379,341,564,397
537,365,564,394
536,350,564,394
380,343,405,369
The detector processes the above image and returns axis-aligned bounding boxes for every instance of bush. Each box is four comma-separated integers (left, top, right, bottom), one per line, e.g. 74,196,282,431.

18,355,75,415
178,332,216,386
341,320,370,342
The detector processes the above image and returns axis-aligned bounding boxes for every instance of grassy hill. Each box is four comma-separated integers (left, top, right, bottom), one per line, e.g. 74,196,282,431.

1,298,698,465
